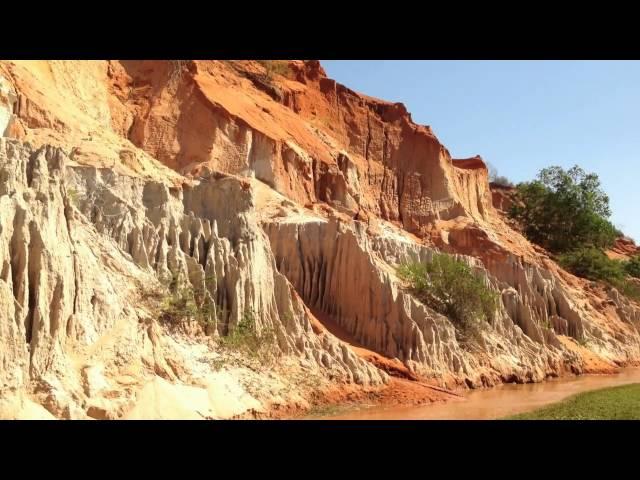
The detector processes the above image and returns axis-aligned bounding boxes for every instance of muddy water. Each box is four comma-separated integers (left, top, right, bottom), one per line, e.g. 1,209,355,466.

320,368,640,420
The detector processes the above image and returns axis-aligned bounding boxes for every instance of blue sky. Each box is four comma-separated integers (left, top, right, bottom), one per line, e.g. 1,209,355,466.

322,61,640,241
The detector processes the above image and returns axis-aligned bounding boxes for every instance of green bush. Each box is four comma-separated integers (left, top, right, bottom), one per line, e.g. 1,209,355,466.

558,247,625,282
624,255,640,279
219,309,279,364
257,60,291,80
491,175,514,188
487,162,514,187
397,253,498,332
66,187,81,207
559,247,640,302
612,278,640,302
509,165,617,253
155,272,280,364
156,271,217,326
503,164,639,303
158,283,217,327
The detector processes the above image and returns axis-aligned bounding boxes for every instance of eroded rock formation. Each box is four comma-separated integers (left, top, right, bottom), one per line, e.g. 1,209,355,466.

1,60,639,419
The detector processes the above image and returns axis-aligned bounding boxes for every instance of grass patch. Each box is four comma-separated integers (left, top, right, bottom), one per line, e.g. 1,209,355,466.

559,246,624,283
303,403,357,419
610,277,640,302
507,383,640,420
257,60,291,80
67,187,80,206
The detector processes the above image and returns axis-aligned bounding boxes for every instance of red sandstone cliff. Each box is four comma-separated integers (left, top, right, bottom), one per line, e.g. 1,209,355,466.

0,60,639,419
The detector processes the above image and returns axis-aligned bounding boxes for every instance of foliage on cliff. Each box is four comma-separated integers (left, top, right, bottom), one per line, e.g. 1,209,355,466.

154,272,279,364
509,165,617,254
624,255,640,279
398,253,498,331
219,310,279,365
558,247,640,301
488,162,514,187
559,247,624,282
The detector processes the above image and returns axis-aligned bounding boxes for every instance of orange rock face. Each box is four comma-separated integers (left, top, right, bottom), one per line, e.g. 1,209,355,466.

1,60,495,230
607,236,640,260
490,183,516,213
100,61,495,234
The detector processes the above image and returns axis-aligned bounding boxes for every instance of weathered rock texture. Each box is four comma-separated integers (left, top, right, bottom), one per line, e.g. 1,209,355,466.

489,183,515,214
0,76,17,137
0,138,383,419
607,236,640,260
1,60,639,418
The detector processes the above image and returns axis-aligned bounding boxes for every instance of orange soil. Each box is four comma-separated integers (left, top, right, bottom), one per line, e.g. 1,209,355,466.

557,335,619,374
244,378,462,420
243,307,464,419
606,236,640,260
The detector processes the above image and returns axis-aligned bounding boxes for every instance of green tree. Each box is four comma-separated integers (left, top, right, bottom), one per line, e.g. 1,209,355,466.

509,165,617,253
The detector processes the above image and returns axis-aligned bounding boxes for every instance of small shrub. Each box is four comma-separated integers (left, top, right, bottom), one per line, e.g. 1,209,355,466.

487,162,513,187
397,253,499,333
611,278,640,303
219,309,279,365
257,60,291,80
624,255,640,279
558,247,624,283
559,247,640,302
210,358,225,371
487,162,498,181
491,175,514,188
158,283,200,324
154,272,280,363
66,187,81,207
157,271,216,326
577,335,589,347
